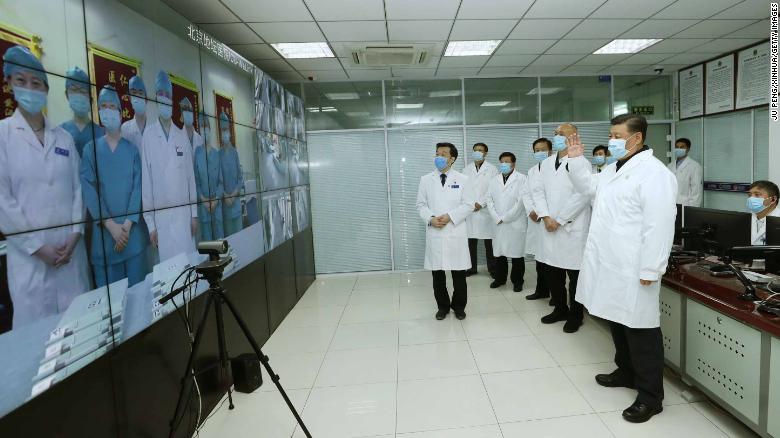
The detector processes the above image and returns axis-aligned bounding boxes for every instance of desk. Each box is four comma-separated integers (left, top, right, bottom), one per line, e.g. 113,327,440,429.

662,262,780,437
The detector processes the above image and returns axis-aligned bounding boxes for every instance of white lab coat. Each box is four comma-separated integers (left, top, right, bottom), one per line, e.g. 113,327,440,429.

121,116,145,158
531,154,591,270
464,161,499,239
751,207,780,245
487,171,528,258
523,163,543,256
567,150,677,328
416,169,474,271
141,118,198,262
0,110,89,327
668,157,702,207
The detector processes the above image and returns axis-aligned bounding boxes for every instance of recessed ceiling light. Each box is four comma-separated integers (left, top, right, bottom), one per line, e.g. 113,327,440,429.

480,101,510,107
306,107,320,113
396,103,424,109
321,106,338,112
429,90,461,97
499,106,523,112
594,39,662,54
444,40,502,57
271,42,334,59
324,92,359,100
526,87,562,95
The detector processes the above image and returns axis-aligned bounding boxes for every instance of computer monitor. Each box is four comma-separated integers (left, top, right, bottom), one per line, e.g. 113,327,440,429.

673,204,683,245
683,207,752,255
766,216,780,274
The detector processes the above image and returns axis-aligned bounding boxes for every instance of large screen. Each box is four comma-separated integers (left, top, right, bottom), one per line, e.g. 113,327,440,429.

0,0,310,418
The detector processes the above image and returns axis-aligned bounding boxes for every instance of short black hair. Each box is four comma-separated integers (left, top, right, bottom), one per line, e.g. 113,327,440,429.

533,137,552,151
473,142,488,152
436,142,458,160
592,145,608,156
675,138,691,149
749,180,779,199
498,152,516,163
611,113,647,142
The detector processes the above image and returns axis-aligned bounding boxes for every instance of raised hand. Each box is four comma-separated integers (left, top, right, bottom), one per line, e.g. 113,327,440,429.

567,133,585,158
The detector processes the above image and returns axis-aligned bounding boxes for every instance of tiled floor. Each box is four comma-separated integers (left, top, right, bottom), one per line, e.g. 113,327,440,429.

196,264,759,438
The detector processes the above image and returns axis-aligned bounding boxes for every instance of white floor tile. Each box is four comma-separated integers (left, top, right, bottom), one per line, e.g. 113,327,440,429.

330,322,399,351
500,413,615,438
354,273,401,291
400,299,439,321
280,305,345,328
263,325,336,355
308,276,357,293
340,303,401,324
399,318,466,345
396,424,503,437
400,271,435,287
294,382,396,438
197,389,308,438
461,313,532,340
536,328,615,366
398,341,478,381
599,403,728,438
396,375,497,433
315,347,398,387
506,293,556,313
348,288,400,306
258,351,325,392
400,286,436,304
691,401,760,438
483,368,593,423
296,288,353,308
470,336,557,373
465,295,515,317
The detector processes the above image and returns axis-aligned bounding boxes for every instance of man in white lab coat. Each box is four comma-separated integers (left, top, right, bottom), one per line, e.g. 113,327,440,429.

121,75,148,154
523,138,552,301
141,71,198,263
532,124,591,333
566,114,677,424
464,142,498,278
416,142,474,321
668,138,702,207
487,152,527,292
746,180,780,245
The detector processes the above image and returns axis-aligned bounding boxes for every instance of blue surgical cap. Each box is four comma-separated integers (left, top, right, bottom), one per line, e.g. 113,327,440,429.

179,96,192,108
65,66,89,92
155,70,172,96
128,75,146,95
98,85,120,107
2,45,48,87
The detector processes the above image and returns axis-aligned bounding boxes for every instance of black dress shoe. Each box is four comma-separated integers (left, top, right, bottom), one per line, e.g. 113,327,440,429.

540,310,568,324
622,401,662,423
489,280,506,289
436,309,449,320
595,370,635,389
513,283,523,293
465,269,477,277
525,291,549,300
563,319,582,333
454,310,467,320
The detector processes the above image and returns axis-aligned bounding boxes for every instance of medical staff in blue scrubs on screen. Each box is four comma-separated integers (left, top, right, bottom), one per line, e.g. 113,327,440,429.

219,111,243,236
194,111,224,240
60,66,103,158
80,85,149,287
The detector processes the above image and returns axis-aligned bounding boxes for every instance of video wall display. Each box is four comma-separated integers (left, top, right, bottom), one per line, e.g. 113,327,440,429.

0,0,310,419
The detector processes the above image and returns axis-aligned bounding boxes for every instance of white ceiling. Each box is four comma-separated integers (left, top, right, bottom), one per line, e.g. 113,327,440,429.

163,0,770,83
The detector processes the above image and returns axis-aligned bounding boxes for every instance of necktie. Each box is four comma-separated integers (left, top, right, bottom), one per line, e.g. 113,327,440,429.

440,173,447,187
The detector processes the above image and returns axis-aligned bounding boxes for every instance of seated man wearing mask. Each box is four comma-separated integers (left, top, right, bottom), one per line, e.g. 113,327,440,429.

746,180,780,245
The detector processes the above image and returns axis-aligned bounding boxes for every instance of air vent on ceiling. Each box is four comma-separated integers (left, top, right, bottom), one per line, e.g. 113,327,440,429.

351,46,429,66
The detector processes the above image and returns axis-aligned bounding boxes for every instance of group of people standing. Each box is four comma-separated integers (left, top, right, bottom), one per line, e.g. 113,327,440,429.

416,113,679,424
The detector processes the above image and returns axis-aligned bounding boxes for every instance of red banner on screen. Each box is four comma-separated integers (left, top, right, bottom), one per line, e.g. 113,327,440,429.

214,92,236,145
88,45,140,124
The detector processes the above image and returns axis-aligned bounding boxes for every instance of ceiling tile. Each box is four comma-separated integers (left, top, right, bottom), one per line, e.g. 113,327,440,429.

198,23,261,44
266,71,304,81
485,54,539,67
302,70,349,80
439,56,490,68
221,0,312,21
457,0,535,19
339,55,440,69
392,68,437,78
385,0,460,19
691,38,765,53
640,64,687,72
163,0,238,23
641,38,712,53
508,19,581,39
725,19,770,38
479,67,526,76
565,19,643,39
672,19,758,38
330,41,415,57
248,22,324,43
255,59,295,72
616,53,673,64
562,65,610,73
232,43,279,60
547,39,611,55
711,0,771,19
519,65,565,74
652,0,740,19
661,52,718,65
287,58,344,70
624,19,700,38
602,65,648,74
319,21,388,42
387,20,453,41
575,54,631,65
495,39,557,55
524,0,608,18
345,68,392,80
435,67,481,77
450,19,518,40
530,54,584,66
306,0,385,21
591,0,677,19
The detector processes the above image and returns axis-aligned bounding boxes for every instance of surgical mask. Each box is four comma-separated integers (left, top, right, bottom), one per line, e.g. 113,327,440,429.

434,156,448,171
552,135,567,152
130,96,146,115
182,110,194,126
471,151,484,161
674,148,687,158
68,93,90,117
746,197,767,214
157,96,172,119
592,156,605,166
499,162,512,175
608,138,629,160
12,86,47,114
606,156,618,165
99,108,121,132
533,151,548,162
221,130,231,145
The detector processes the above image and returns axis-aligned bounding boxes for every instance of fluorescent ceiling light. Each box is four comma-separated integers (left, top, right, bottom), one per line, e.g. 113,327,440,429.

346,111,370,117
429,90,461,98
396,103,424,109
480,101,510,107
444,40,502,57
321,106,338,112
306,107,320,113
526,87,562,95
325,92,359,100
594,39,662,54
500,106,523,112
271,42,334,59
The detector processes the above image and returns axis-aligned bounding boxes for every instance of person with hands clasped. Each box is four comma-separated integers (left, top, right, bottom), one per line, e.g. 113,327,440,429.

564,114,677,424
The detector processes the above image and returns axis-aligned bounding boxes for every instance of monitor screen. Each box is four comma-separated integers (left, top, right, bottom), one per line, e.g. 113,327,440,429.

682,207,752,255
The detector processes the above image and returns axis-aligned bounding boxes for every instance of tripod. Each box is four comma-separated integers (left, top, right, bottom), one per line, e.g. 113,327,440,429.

166,261,312,438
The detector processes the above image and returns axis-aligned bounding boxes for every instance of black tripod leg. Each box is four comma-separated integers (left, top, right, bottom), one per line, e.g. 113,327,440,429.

168,293,214,438
219,292,312,438
213,294,235,410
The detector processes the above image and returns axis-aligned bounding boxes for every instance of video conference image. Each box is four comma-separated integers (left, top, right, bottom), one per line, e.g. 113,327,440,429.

0,0,310,418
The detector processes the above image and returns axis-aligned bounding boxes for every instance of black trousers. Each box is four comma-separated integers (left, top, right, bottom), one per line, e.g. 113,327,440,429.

495,256,525,286
534,261,550,295
609,321,665,408
432,270,467,312
468,238,496,274
543,264,583,321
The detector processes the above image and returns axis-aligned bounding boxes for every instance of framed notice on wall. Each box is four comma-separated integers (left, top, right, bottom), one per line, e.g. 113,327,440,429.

736,42,770,109
168,73,199,131
705,54,735,115
0,22,42,120
88,44,141,124
679,64,704,119
214,91,236,145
